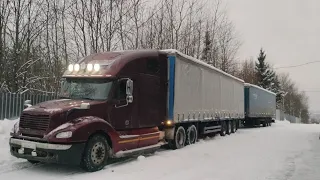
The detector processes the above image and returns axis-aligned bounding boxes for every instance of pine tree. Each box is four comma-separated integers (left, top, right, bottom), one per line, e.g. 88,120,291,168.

201,30,211,64
255,48,275,89
255,48,284,107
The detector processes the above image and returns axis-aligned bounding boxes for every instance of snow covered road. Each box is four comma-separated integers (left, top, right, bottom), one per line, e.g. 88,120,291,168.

0,119,319,180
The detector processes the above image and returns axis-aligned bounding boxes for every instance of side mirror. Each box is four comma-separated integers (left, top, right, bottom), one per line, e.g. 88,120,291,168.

126,79,133,95
126,79,133,103
24,100,32,109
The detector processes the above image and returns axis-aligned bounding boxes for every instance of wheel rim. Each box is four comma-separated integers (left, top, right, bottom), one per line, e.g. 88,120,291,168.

91,142,106,165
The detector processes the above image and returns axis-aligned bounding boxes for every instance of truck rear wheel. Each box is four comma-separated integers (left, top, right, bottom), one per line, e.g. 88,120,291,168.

81,134,110,172
186,125,198,145
168,126,186,149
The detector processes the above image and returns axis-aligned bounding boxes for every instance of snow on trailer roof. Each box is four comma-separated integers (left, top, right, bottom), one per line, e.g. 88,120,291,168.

244,83,277,96
161,49,245,83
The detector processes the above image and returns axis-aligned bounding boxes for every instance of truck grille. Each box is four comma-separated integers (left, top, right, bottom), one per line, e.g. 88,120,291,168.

19,113,50,131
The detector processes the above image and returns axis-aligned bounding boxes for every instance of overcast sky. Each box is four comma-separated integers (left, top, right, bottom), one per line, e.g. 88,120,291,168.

225,0,320,112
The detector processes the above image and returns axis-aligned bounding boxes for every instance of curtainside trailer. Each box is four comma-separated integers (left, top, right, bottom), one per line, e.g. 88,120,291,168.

243,83,276,127
161,49,245,148
9,49,269,172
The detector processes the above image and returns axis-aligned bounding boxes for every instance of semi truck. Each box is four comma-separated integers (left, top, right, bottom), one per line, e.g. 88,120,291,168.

9,49,274,172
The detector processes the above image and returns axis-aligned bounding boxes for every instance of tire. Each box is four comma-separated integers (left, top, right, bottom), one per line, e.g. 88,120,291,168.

263,121,267,127
231,120,236,133
27,160,39,164
81,134,110,172
168,126,186,150
186,125,198,145
220,121,226,136
226,121,231,135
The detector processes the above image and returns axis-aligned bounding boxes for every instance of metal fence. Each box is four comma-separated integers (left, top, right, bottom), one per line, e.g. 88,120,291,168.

276,109,301,123
0,92,58,120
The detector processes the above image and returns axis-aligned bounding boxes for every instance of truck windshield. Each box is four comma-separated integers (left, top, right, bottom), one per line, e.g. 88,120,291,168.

59,78,113,100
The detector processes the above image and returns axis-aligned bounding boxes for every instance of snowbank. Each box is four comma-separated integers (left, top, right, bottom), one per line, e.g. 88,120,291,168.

0,118,319,180
0,119,23,172
0,119,18,136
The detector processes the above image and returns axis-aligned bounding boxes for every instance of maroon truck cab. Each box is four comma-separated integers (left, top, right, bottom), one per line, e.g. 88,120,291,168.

9,50,169,172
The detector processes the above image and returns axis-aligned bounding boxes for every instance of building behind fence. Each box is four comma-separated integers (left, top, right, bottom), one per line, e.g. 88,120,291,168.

0,92,58,120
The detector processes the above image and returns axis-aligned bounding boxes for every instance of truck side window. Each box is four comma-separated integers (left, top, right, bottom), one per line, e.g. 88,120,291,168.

115,80,127,100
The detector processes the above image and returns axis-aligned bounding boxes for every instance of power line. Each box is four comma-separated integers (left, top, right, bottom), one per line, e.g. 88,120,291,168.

274,60,320,69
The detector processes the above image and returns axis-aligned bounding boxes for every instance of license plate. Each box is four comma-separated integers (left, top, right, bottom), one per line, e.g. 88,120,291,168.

21,142,36,149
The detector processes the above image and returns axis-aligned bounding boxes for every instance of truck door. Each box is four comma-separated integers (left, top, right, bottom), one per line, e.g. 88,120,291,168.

108,78,138,150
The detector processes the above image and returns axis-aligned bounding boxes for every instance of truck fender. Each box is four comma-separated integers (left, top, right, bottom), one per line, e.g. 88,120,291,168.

46,116,118,147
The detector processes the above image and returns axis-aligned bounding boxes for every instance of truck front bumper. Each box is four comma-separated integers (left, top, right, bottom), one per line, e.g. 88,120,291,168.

9,138,85,165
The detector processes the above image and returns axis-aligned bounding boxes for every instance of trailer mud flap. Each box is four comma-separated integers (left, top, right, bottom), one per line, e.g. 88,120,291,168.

165,127,175,140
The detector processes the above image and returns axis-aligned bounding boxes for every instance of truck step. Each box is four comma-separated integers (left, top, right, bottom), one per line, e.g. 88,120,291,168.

113,141,166,158
203,125,221,134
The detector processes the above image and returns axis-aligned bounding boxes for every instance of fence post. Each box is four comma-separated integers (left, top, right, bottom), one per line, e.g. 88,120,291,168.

0,93,3,120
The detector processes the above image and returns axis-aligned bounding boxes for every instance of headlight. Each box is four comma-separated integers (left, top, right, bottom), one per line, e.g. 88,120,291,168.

11,122,19,134
56,131,72,139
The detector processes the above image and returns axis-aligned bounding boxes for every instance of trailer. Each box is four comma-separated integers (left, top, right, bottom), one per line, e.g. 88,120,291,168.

161,50,245,148
243,83,276,127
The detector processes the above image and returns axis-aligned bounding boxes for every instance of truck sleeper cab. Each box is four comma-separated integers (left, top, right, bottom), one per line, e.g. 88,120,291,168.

9,49,271,172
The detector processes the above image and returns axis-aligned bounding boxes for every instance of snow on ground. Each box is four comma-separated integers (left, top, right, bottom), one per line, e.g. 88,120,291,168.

0,119,319,180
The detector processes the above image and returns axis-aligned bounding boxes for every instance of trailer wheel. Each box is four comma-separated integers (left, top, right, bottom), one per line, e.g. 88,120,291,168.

168,126,186,149
220,121,226,136
27,160,39,164
226,121,231,135
186,125,198,145
263,121,267,127
81,134,110,172
231,120,236,133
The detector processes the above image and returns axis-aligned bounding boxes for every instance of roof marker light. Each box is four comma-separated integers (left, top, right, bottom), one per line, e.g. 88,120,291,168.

68,64,73,72
74,64,80,72
87,64,93,71
94,64,100,71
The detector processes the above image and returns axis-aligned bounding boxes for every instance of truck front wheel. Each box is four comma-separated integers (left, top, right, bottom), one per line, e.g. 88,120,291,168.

168,126,186,150
81,134,110,172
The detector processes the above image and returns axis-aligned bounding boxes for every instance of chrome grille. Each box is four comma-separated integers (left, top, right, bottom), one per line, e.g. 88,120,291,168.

19,113,50,131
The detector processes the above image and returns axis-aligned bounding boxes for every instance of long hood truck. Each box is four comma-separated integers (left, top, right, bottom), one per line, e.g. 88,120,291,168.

9,49,265,172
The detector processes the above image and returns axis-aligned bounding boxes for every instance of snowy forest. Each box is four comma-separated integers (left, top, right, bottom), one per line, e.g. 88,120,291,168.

0,0,309,122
